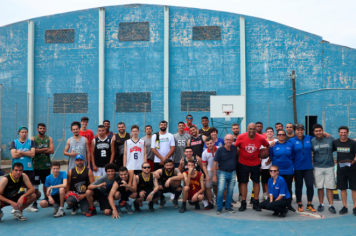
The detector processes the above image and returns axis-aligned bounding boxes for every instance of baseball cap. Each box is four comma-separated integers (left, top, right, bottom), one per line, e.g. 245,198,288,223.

294,123,305,130
18,126,28,132
75,155,84,161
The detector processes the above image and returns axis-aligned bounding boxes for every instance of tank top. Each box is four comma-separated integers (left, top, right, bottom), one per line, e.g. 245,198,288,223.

69,167,90,194
68,136,87,170
184,171,202,193
183,156,201,172
114,132,131,167
190,135,204,158
126,139,145,170
12,139,33,171
107,131,114,139
3,173,24,198
33,135,51,170
138,173,154,191
159,167,175,185
94,137,112,168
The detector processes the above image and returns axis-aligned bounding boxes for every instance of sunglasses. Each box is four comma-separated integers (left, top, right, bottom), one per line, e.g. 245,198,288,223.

269,170,278,172
142,166,151,169
186,118,193,120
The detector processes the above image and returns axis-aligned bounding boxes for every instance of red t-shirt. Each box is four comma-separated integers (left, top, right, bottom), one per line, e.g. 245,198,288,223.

184,123,196,135
234,132,269,166
80,129,94,151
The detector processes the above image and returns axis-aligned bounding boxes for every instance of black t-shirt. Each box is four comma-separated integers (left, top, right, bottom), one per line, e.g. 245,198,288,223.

333,139,356,169
285,134,296,142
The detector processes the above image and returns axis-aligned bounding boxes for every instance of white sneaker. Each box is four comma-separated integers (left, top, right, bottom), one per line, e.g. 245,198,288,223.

26,205,38,212
54,209,65,218
170,193,175,200
53,204,59,215
263,193,268,201
202,200,209,207
94,200,99,207
11,209,16,214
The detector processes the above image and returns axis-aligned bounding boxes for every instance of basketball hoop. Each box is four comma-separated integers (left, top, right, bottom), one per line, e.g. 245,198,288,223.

223,111,232,121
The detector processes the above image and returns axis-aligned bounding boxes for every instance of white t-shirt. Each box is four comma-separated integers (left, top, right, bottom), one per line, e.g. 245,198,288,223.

151,132,175,163
261,139,277,169
202,146,217,171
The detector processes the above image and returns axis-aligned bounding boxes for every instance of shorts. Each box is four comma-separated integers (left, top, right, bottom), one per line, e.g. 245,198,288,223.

175,163,180,168
154,163,163,171
1,193,26,208
314,167,335,189
45,194,60,206
66,195,89,213
206,170,216,188
337,166,356,191
238,162,261,183
23,170,35,185
118,189,133,201
261,169,271,184
93,167,106,181
159,183,181,194
147,160,154,172
134,170,142,175
188,191,203,201
138,189,161,201
93,189,112,211
34,169,51,186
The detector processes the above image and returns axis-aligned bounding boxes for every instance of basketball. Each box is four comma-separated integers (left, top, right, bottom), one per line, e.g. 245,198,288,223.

259,148,269,159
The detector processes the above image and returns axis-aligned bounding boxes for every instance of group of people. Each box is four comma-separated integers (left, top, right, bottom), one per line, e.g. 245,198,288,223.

1,114,356,222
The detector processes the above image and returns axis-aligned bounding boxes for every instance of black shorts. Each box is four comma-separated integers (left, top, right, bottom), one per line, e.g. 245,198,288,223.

261,169,271,184
337,167,356,191
238,163,261,183
1,193,25,208
138,189,161,201
159,183,181,194
66,196,90,213
93,189,112,211
134,170,142,175
154,163,163,171
34,169,51,186
45,194,60,206
23,170,35,185
118,189,133,201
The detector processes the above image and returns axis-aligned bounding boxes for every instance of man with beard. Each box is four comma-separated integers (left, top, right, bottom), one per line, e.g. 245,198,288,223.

66,155,95,215
154,159,183,209
285,123,296,141
28,123,54,212
174,122,190,168
199,116,211,136
113,122,131,168
64,121,90,170
256,122,266,138
187,126,207,159
133,162,161,212
151,120,175,171
142,125,155,171
109,167,138,218
95,120,114,139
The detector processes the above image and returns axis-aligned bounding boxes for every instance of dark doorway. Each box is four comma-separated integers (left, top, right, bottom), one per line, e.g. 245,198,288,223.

305,116,317,137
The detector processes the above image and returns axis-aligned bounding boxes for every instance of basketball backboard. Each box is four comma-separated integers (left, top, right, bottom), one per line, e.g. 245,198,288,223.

210,95,246,118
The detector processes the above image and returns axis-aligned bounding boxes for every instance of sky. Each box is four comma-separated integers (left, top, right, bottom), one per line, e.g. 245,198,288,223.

0,0,355,49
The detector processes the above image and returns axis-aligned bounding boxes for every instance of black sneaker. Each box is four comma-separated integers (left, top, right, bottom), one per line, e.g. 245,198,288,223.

329,206,336,214
272,211,280,216
239,200,247,211
253,200,261,212
148,202,155,212
71,204,79,215
159,198,166,209
287,205,296,212
172,199,179,208
179,202,187,213
339,206,348,215
194,202,200,210
279,209,288,218
353,207,356,216
204,203,214,210
134,202,141,212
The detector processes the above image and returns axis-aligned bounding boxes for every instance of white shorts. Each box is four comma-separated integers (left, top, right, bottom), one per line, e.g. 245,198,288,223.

314,167,335,189
93,167,106,181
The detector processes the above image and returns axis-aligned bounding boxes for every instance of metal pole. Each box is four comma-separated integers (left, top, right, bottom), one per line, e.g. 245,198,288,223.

267,101,270,127
144,103,147,128
63,104,66,161
291,70,298,124
27,93,29,128
113,102,115,126
15,103,17,140
307,101,309,135
348,99,351,128
47,97,50,135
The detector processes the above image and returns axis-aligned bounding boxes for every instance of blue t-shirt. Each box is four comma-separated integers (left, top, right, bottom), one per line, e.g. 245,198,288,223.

214,146,236,171
268,175,291,199
203,138,224,152
269,141,294,175
289,135,314,170
45,171,67,196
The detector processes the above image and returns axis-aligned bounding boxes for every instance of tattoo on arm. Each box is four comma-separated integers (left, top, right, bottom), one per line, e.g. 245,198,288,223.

153,175,158,190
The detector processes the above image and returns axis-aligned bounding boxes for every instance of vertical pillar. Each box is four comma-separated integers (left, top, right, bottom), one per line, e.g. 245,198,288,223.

239,17,246,133
164,6,169,131
27,21,35,138
98,8,105,124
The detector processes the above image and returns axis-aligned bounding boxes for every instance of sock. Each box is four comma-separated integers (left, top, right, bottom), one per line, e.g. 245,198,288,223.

170,193,175,200
174,190,182,200
321,203,324,206
128,198,135,206
203,200,209,207
223,200,226,202
59,207,63,210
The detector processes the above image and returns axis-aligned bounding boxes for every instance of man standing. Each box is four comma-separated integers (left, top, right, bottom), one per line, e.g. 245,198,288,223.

142,125,155,171
275,123,283,132
199,116,211,136
29,123,54,212
187,126,207,159
91,125,115,180
256,122,266,138
285,123,295,142
333,126,356,215
311,124,336,213
203,127,224,151
174,122,190,168
113,122,131,168
201,137,216,210
64,121,90,170
80,117,95,160
213,134,237,215
232,123,241,201
184,115,195,135
66,155,95,215
151,120,175,171
234,123,270,212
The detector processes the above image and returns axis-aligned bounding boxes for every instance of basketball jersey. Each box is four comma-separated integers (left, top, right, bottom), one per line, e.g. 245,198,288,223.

33,135,51,170
138,173,154,191
68,137,87,170
190,135,204,158
183,156,201,172
184,123,195,135
69,167,90,194
126,139,145,170
159,168,175,185
94,137,112,167
184,171,202,193
3,173,24,198
12,139,33,171
199,127,211,137
114,132,130,167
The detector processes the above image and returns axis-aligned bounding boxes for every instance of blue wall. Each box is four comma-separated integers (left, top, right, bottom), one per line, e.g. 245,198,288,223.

0,4,356,160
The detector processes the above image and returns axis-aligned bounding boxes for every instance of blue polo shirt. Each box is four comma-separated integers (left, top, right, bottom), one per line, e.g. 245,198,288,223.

289,135,314,170
214,145,236,171
269,141,294,175
268,175,291,199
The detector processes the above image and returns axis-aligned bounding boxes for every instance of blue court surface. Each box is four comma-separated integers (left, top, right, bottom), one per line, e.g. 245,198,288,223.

1,182,356,236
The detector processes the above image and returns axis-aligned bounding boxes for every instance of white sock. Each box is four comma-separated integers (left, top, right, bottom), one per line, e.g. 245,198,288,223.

203,200,209,207
128,198,135,206
59,207,63,210
329,205,333,207
170,193,175,200
321,203,324,206
223,200,226,202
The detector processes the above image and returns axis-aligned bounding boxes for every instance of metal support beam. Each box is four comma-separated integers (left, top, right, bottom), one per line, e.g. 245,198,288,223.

98,8,105,124
239,16,246,133
164,6,169,131
27,21,35,138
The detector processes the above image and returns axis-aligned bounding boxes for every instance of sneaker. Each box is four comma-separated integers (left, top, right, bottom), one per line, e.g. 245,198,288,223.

94,200,100,207
307,204,316,212
33,202,38,210
272,211,280,216
53,204,59,215
353,207,356,216
317,204,324,212
232,199,237,204
159,198,166,209
148,202,155,212
329,206,336,214
287,205,296,212
120,200,127,207
339,206,348,215
26,204,38,212
170,193,175,200
204,203,214,210
253,200,261,212
238,194,242,202
279,209,288,218
172,199,179,208
139,201,143,207
125,204,133,214
298,204,303,212
116,205,122,215
179,203,187,213
13,210,27,221
0,209,4,221
225,208,235,213
86,207,97,217
216,209,222,215
194,202,200,210
71,204,79,215
239,200,247,211
54,208,65,218
263,193,269,201
11,209,16,214
134,202,141,213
